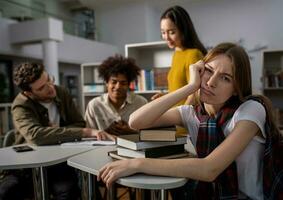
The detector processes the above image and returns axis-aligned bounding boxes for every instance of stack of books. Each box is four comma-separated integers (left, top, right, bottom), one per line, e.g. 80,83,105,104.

108,127,190,160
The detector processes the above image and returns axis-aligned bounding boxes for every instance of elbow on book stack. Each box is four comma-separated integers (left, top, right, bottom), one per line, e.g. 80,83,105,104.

108,129,191,160
139,126,177,142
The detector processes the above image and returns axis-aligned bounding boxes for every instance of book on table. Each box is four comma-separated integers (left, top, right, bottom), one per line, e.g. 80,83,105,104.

139,126,176,142
108,150,192,160
61,139,116,147
116,144,185,158
117,134,187,150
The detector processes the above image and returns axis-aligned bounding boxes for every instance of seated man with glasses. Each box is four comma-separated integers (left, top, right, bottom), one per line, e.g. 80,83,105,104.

0,63,115,200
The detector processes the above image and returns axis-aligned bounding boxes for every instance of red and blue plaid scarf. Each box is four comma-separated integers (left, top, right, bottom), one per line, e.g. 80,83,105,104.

194,101,240,199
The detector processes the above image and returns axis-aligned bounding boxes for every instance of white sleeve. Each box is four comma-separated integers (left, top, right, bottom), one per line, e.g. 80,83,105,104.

84,99,99,129
233,100,266,139
178,105,199,146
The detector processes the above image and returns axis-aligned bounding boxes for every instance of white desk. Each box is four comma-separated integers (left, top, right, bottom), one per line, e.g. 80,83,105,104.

67,146,188,200
0,145,95,200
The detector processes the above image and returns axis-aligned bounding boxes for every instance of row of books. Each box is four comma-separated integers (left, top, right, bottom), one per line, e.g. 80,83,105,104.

264,70,283,88
108,127,193,160
83,84,105,93
129,68,170,91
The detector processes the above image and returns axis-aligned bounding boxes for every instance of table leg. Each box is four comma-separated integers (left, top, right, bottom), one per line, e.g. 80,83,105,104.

107,184,114,200
151,190,167,200
32,167,49,200
160,189,167,200
87,173,94,200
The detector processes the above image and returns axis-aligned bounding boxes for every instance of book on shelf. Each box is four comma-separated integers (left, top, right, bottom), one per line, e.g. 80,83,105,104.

83,84,105,93
264,69,283,88
108,150,192,160
153,67,169,90
132,68,169,92
139,126,176,142
117,134,187,150
117,144,184,158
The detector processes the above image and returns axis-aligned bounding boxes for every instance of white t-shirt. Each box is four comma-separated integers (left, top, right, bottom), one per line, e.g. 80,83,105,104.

178,100,266,200
40,101,60,126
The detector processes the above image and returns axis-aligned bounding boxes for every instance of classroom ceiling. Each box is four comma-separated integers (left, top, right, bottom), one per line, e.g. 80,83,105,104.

59,0,191,10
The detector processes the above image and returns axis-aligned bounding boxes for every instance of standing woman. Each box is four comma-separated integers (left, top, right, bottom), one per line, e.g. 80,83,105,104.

152,5,207,107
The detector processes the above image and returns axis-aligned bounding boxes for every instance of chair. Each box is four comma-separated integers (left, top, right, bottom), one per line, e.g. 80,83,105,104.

3,129,15,147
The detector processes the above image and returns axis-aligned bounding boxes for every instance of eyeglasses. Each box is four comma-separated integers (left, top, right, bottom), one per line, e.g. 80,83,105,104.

33,74,55,93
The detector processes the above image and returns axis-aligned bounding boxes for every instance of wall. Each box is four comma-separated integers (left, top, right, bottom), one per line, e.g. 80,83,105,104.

183,0,283,93
95,0,283,92
95,2,149,53
0,18,119,64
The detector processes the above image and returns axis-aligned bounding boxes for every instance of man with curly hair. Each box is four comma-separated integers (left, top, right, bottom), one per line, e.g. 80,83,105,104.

85,54,148,135
0,63,115,200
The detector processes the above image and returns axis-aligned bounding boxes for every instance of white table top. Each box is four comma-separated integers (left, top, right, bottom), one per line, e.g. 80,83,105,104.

0,145,95,170
67,146,187,190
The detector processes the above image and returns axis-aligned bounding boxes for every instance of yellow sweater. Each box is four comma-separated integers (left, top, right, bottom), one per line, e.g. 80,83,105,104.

168,48,204,136
168,48,203,105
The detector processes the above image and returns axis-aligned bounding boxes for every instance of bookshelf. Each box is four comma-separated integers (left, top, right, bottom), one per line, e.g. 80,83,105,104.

81,62,105,113
262,50,283,129
125,41,173,100
63,75,80,108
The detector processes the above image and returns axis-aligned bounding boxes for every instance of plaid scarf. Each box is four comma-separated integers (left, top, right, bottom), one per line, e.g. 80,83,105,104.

194,101,240,200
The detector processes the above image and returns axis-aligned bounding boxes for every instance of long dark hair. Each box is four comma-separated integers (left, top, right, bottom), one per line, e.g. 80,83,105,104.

161,5,207,55
203,42,282,140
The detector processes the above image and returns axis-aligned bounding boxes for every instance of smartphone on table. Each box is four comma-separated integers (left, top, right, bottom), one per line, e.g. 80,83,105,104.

12,145,34,152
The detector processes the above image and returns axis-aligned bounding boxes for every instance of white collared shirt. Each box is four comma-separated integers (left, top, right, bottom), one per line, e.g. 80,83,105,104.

84,92,147,130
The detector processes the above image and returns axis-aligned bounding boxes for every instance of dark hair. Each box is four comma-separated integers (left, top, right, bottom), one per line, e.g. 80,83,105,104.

13,63,44,91
203,42,282,140
98,54,141,83
161,5,207,55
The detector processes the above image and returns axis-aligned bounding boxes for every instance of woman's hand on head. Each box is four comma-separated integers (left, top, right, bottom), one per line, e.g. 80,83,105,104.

189,60,205,90
97,159,140,188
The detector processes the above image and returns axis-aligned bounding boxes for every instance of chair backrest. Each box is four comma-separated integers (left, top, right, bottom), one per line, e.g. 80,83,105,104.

3,129,15,147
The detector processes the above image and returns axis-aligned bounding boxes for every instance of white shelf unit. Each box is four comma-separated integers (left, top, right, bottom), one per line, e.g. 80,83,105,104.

125,41,173,100
81,62,104,114
262,50,283,129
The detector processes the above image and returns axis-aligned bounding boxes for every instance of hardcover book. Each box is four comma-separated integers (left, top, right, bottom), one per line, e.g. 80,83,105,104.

117,144,184,158
61,139,115,147
117,134,187,150
139,126,176,142
108,150,192,160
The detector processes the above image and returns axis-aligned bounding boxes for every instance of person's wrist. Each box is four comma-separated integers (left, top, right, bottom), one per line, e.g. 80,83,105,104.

133,158,144,173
